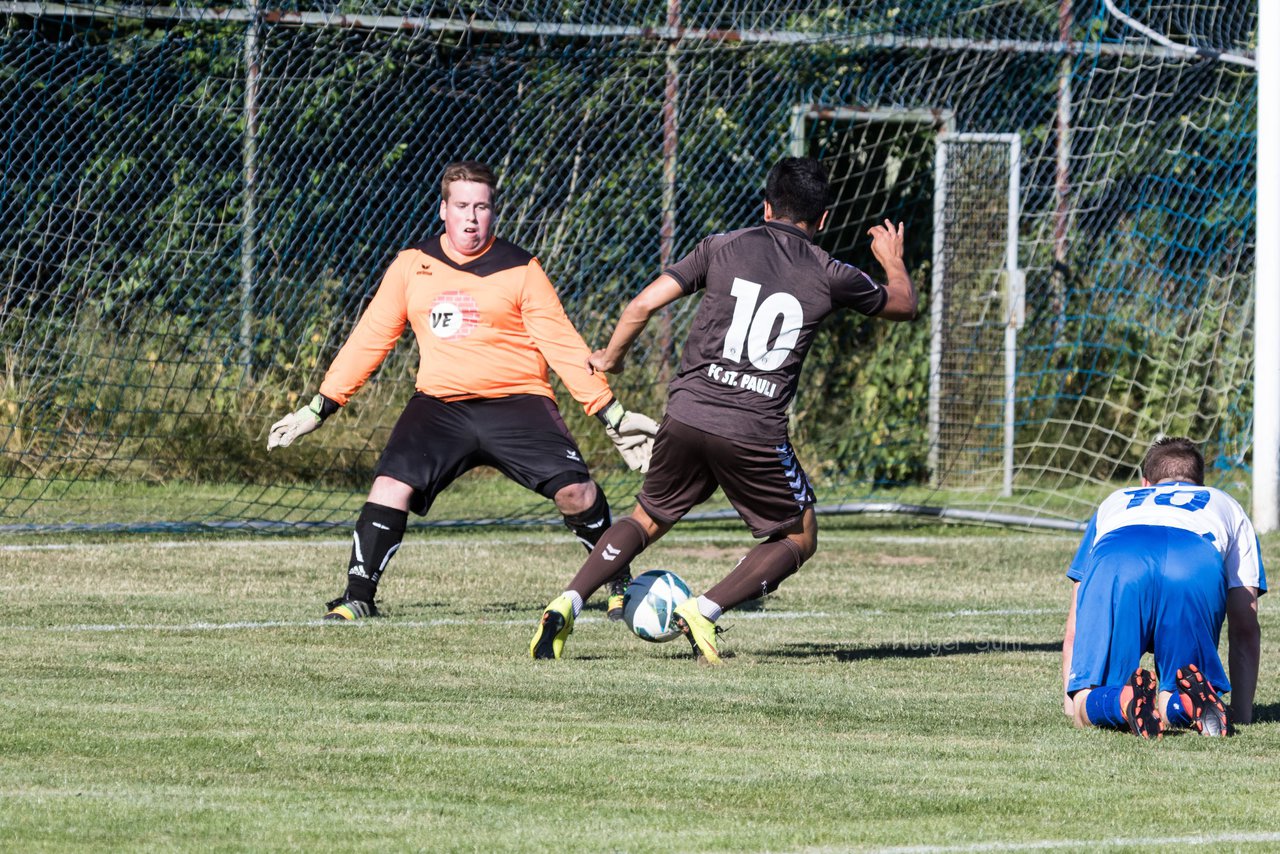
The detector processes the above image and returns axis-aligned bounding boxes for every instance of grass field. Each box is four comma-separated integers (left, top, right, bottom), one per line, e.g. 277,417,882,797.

4,519,1280,852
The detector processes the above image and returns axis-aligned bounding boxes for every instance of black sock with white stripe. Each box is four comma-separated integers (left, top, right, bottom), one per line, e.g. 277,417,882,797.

561,486,612,552
342,502,408,604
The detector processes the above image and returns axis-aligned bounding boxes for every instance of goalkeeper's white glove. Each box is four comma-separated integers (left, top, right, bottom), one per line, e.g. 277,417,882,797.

267,394,333,450
596,399,659,473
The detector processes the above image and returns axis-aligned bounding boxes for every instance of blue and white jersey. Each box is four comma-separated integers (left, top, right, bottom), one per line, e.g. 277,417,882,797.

1067,482,1267,592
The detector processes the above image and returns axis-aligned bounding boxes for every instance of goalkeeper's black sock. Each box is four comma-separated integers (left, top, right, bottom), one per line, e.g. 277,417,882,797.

565,515,648,600
342,502,408,603
562,487,632,591
562,486,612,551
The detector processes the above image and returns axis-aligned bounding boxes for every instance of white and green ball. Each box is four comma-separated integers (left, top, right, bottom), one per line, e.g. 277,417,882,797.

623,570,692,642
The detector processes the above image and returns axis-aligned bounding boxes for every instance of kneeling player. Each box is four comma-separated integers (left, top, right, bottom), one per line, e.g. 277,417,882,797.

1062,437,1265,737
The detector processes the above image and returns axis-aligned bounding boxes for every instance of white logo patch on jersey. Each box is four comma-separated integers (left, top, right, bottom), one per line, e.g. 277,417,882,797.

429,290,480,340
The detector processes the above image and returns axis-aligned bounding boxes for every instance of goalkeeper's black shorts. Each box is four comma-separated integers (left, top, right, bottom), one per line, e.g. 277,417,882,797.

636,416,815,539
376,392,592,515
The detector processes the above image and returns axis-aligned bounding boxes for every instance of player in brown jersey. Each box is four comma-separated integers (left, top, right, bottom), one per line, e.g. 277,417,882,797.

266,161,657,621
531,156,918,662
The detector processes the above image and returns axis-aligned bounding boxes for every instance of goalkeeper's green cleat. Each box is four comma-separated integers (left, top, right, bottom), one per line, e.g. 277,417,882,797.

324,596,379,621
606,573,631,622
530,595,575,659
673,599,723,665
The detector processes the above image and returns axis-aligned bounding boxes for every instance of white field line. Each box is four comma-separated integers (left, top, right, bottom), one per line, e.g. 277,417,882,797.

9,610,850,634
0,532,1062,553
859,830,1280,853
10,607,1068,635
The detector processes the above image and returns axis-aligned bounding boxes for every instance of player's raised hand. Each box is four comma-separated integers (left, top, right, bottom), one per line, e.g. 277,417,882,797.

587,348,624,375
867,219,918,321
867,219,905,269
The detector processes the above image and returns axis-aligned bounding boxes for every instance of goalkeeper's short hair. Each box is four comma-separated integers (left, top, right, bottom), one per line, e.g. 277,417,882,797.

441,160,499,203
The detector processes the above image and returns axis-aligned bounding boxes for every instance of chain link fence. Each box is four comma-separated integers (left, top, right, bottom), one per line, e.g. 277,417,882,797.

0,1,1258,532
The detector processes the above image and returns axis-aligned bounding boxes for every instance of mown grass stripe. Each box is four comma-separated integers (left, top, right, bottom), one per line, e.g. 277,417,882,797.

9,610,842,633
865,830,1280,853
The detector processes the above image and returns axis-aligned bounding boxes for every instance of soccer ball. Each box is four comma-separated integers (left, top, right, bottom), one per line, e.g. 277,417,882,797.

623,569,692,643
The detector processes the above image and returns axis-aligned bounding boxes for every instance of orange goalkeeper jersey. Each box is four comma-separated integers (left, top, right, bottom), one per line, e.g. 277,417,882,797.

318,235,613,416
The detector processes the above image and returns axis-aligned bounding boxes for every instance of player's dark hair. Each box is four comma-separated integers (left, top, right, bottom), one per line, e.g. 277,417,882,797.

441,160,498,203
764,157,832,225
1141,436,1204,485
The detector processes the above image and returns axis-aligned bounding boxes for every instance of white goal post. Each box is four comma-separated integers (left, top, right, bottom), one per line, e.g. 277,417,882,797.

1256,0,1279,534
929,133,1023,497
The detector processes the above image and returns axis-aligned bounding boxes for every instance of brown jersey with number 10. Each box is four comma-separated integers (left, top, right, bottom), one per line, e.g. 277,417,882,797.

663,220,888,445
318,235,614,417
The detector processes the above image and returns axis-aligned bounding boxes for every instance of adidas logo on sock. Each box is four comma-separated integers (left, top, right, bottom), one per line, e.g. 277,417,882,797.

348,564,370,579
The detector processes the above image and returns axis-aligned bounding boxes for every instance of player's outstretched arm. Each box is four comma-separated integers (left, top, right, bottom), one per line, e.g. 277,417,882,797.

1226,585,1261,724
267,393,340,450
867,220,918,321
587,274,685,374
582,274,681,472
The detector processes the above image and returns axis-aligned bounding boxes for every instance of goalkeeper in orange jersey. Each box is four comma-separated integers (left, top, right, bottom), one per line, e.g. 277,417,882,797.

266,160,656,621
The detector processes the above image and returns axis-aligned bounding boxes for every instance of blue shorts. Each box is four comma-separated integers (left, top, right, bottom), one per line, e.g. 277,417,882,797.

1067,525,1230,695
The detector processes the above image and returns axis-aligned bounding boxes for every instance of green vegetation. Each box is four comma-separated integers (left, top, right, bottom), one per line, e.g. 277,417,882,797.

0,4,1259,532
3,521,1278,850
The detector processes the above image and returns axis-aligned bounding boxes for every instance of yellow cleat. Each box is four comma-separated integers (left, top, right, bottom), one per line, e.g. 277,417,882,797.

530,595,575,659
606,572,631,622
673,599,723,665
323,597,378,621
606,592,626,622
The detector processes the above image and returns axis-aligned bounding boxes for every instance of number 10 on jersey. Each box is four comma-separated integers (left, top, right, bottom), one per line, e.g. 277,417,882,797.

721,278,804,372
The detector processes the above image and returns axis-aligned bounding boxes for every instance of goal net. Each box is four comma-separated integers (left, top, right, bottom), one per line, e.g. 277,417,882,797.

929,134,1022,498
0,1,1259,532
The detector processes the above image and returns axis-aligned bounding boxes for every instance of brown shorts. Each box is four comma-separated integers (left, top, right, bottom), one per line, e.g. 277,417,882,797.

637,416,815,538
